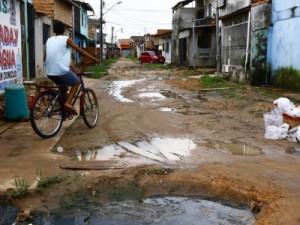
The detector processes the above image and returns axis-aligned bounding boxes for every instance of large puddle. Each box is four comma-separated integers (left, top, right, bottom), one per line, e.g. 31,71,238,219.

2,197,255,225
108,80,181,104
108,80,141,102
73,137,196,164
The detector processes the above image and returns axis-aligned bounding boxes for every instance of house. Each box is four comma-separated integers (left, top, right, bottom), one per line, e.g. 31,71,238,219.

218,0,271,84
73,1,94,65
129,36,145,57
118,39,131,57
268,0,300,87
172,0,217,68
32,0,75,78
153,30,172,63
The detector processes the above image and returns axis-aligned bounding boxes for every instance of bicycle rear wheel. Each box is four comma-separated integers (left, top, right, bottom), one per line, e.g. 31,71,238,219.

30,91,63,138
81,88,99,128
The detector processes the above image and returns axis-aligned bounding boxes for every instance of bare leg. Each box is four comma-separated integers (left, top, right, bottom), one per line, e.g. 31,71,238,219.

64,83,80,114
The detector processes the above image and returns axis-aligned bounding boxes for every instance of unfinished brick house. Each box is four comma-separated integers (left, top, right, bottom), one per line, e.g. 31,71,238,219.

32,0,74,28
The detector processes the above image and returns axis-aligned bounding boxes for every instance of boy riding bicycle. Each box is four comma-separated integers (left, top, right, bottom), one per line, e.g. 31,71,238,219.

44,20,99,115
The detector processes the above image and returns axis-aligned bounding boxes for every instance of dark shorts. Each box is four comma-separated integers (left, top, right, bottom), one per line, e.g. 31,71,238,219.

47,71,79,88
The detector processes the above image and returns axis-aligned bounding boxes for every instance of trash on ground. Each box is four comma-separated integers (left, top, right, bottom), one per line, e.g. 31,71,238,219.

264,123,289,140
264,97,300,141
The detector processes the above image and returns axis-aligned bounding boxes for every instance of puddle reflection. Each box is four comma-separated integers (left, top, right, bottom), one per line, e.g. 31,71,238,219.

109,80,140,102
74,137,196,163
139,92,166,100
204,140,261,156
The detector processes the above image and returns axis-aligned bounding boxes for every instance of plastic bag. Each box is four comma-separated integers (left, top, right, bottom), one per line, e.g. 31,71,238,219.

264,123,289,140
263,111,283,129
287,126,299,142
274,97,295,113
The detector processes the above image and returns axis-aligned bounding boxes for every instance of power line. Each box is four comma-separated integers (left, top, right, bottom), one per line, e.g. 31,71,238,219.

104,4,172,13
107,10,172,26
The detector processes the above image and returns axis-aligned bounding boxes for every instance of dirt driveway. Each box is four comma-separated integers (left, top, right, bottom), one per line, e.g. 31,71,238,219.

2,58,300,224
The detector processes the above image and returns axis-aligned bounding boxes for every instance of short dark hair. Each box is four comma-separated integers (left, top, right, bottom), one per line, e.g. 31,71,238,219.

53,21,65,34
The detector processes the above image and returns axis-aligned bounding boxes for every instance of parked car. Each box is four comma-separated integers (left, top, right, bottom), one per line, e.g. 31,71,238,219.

157,54,166,64
138,51,165,64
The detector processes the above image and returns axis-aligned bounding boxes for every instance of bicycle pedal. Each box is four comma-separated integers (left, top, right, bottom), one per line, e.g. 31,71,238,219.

63,111,74,120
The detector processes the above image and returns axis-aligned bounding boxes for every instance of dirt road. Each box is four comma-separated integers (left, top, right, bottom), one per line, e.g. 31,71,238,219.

2,58,300,224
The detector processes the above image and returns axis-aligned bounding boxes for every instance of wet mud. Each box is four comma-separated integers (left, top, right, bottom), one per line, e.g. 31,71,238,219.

2,59,300,224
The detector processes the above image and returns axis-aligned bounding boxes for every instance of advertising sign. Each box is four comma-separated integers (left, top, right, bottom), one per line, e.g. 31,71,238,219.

0,0,22,94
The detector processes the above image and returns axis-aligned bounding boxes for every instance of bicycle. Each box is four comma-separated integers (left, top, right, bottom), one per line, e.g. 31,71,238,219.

29,62,99,139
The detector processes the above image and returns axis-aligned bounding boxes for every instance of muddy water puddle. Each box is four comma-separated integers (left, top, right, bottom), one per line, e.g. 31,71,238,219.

2,197,255,225
160,90,182,99
108,80,141,102
108,80,182,103
0,204,18,224
73,137,196,164
204,140,262,156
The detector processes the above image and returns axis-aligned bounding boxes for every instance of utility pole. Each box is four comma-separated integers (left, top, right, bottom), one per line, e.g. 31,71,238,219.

100,0,103,64
216,1,221,73
111,26,114,46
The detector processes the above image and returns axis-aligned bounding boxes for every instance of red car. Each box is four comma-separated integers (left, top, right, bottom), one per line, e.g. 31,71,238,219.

138,51,165,64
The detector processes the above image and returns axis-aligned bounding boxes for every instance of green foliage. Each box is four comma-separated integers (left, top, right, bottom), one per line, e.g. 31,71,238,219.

200,75,226,88
11,178,30,198
125,55,138,61
272,67,300,91
38,176,64,188
36,168,64,189
85,58,118,79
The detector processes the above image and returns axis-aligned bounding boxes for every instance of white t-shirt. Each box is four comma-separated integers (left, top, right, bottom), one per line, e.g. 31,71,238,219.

45,36,71,76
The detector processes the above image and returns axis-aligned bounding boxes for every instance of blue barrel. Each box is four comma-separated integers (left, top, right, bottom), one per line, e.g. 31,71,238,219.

5,84,29,120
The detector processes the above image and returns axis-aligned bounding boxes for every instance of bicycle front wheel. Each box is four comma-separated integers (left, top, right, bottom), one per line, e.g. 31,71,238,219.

30,91,63,138
81,88,99,128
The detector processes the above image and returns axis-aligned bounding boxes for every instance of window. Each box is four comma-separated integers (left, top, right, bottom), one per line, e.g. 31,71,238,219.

198,29,211,48
196,9,205,19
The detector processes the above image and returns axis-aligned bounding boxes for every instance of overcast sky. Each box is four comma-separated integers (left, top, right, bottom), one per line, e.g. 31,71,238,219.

83,0,183,42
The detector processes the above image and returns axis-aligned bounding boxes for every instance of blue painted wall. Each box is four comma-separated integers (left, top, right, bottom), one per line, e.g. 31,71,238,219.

270,0,300,71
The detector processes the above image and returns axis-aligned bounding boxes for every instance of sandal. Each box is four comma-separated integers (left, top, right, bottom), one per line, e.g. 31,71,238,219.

64,104,78,115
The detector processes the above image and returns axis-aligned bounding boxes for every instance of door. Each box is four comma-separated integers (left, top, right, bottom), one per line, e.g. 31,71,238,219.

179,38,187,66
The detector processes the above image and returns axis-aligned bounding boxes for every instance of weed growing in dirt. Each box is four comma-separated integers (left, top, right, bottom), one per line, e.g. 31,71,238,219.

86,58,118,79
11,178,30,198
126,55,138,61
36,169,64,189
200,75,227,88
